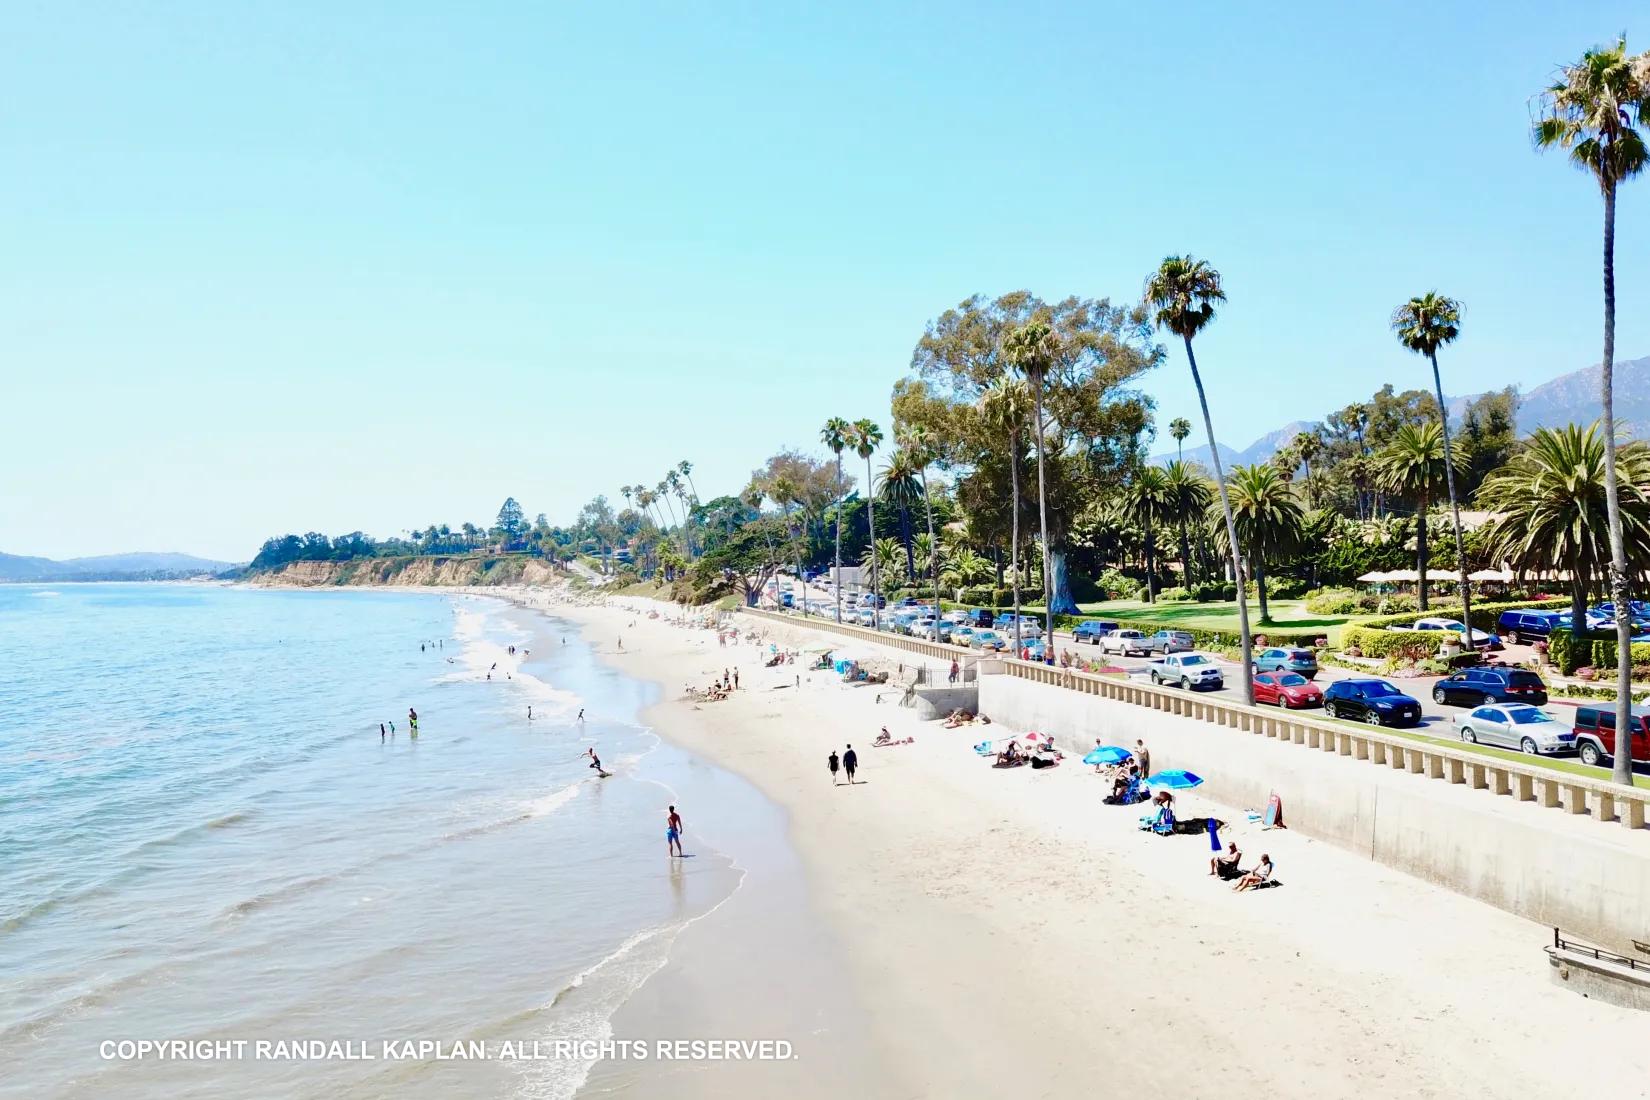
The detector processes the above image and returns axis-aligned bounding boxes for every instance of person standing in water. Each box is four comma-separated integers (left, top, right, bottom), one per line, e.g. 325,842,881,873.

380,722,386,743
666,805,684,857
577,708,585,722
408,708,419,738
388,720,396,739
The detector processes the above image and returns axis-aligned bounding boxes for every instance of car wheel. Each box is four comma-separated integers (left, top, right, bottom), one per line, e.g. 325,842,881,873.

1579,742,1603,766
1181,677,1192,691
1432,688,1447,705
1324,702,1338,719
1520,737,1538,755
1150,672,1160,685
1281,696,1293,709
1363,710,1382,727
1461,727,1476,744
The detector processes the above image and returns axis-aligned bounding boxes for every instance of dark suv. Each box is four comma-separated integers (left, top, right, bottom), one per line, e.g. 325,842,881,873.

1431,667,1548,707
1072,620,1120,644
1323,679,1422,727
1572,705,1650,768
1497,609,1561,644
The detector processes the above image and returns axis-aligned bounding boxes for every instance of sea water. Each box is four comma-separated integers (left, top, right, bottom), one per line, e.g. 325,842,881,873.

0,584,744,1099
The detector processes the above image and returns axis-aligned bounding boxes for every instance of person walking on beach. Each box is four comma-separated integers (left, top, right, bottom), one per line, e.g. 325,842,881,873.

732,668,739,689
666,805,684,857
828,750,840,785
949,659,959,685
1134,739,1150,780
843,744,858,784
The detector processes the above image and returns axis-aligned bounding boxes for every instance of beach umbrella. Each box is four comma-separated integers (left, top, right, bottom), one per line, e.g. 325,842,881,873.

1145,769,1204,790
1356,570,1390,583
1083,745,1132,766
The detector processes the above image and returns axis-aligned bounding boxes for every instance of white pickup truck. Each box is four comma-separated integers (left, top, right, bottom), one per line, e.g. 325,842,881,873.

1147,653,1225,691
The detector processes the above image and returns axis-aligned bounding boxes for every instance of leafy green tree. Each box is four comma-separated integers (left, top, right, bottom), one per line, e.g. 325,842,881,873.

495,497,526,546
1392,292,1472,629
1002,320,1062,640
979,378,1032,644
1375,422,1464,612
1216,464,1306,624
879,448,924,578
1122,465,1170,602
1479,424,1650,633
1161,460,1213,587
1146,256,1254,699
821,417,853,621
1535,35,1650,788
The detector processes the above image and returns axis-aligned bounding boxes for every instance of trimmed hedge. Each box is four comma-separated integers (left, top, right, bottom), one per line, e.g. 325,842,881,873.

1061,618,1328,650
1340,599,1558,659
1546,628,1650,676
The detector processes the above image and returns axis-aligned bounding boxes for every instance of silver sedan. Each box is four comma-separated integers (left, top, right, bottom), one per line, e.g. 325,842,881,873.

1456,704,1577,755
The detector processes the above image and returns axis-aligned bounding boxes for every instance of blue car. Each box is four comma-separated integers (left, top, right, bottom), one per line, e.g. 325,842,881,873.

1322,679,1422,727
1254,646,1318,678
1072,620,1121,645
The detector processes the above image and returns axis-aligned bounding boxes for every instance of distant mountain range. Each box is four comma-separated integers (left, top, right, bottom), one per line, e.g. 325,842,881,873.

0,551,239,582
1153,354,1650,468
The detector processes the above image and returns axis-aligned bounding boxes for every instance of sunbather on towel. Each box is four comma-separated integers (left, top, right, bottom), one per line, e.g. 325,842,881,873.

1233,854,1274,892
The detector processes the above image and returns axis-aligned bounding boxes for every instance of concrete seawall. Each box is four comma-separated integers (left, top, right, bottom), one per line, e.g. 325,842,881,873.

981,674,1650,954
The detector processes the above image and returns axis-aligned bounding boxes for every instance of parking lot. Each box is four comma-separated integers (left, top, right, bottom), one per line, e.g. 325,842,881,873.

772,577,1643,779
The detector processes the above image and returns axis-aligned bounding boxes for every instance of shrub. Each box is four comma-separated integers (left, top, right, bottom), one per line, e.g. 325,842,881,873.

1268,576,1309,599
1157,586,1194,602
1303,589,1363,615
1093,568,1137,600
1546,628,1650,676
1189,580,1237,601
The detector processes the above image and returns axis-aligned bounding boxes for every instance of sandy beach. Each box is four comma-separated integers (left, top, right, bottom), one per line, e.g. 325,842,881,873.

475,586,1647,1100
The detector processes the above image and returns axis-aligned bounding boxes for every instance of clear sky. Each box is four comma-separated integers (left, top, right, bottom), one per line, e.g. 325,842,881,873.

4,2,1646,561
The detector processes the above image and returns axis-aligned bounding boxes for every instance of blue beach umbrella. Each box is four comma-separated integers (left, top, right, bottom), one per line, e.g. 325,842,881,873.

1082,745,1132,766
1145,769,1204,790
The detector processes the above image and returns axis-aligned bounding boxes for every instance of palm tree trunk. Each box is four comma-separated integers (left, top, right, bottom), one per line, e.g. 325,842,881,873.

833,453,844,623
919,466,940,625
1256,556,1270,623
1031,383,1053,644
1185,335,1254,704
1416,500,1429,613
1599,182,1634,788
865,456,879,627
899,504,915,579
1179,519,1193,589
1010,435,1023,652
1143,514,1156,603
1428,351,1473,649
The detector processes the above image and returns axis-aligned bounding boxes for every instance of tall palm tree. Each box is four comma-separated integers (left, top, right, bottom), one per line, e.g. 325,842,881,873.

1146,256,1255,702
656,479,679,533
878,449,923,579
820,417,852,622
1479,424,1650,631
1375,422,1463,611
678,460,700,507
850,418,884,625
900,423,944,618
1162,460,1213,588
1393,293,1472,627
771,473,808,613
1218,464,1305,624
1123,465,1171,602
1169,417,1192,462
1535,36,1650,788
1002,321,1061,644
981,378,1032,649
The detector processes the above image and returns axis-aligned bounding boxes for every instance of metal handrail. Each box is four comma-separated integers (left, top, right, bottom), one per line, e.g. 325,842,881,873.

1554,927,1646,972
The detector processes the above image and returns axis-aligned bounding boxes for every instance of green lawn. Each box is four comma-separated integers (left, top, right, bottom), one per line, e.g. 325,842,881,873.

1026,598,1375,645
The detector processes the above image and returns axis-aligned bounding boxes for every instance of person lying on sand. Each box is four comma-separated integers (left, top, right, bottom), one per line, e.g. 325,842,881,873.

995,741,1023,766
1233,855,1274,892
1211,842,1243,880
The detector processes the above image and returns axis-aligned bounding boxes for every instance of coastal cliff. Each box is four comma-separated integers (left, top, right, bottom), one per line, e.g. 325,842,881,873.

248,555,564,589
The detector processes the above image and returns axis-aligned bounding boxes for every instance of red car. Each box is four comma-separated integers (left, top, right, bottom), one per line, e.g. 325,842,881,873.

1253,671,1323,709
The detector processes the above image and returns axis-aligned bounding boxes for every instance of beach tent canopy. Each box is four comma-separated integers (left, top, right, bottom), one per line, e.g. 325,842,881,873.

1385,569,1420,582
1469,568,1513,582
1357,570,1392,583
1423,569,1458,582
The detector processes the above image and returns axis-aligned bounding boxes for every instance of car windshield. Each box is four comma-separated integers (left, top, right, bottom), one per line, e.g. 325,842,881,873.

1180,655,1207,665
1507,709,1556,725
1278,674,1309,686
1363,682,1402,697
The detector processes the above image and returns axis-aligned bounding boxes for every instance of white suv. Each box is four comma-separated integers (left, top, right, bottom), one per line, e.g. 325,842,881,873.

1148,653,1225,691
1098,629,1150,656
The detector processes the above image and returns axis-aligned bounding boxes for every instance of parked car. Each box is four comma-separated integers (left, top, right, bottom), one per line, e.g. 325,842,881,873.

910,616,939,639
934,621,961,643
1252,671,1324,709
969,630,1007,652
1322,679,1422,727
1254,646,1318,678
1072,620,1121,645
1571,705,1650,768
951,625,977,645
1456,703,1575,755
1148,653,1224,691
1388,617,1502,650
1431,667,1548,707
1146,629,1195,654
943,609,970,624
996,615,1044,640
1098,629,1151,657
964,608,995,628
1497,610,1562,644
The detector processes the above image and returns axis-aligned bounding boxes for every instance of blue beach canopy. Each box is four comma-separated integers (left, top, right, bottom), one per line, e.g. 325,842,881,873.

1145,769,1204,790
1082,745,1132,766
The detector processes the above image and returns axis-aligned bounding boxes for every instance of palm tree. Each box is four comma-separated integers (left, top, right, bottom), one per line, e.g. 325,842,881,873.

1480,424,1650,630
860,537,904,594
1392,293,1472,627
1162,460,1213,588
1146,256,1255,702
878,448,924,580
1123,465,1170,602
1535,37,1650,788
1169,417,1192,462
820,417,852,622
1217,464,1305,624
1002,321,1061,644
678,460,700,506
942,547,993,597
981,378,1032,648
656,479,679,533
900,423,944,619
771,473,808,613
850,419,884,624
1375,422,1463,611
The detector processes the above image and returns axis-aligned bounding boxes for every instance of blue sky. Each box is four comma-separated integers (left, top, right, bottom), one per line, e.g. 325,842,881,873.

3,2,1646,561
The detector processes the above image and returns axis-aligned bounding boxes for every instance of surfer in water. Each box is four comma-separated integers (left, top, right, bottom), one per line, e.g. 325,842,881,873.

586,747,605,775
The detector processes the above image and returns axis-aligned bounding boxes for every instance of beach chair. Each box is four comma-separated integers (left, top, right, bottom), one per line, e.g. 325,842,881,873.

973,741,995,757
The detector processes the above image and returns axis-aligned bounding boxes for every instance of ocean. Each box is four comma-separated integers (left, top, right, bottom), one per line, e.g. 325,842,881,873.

0,583,749,1100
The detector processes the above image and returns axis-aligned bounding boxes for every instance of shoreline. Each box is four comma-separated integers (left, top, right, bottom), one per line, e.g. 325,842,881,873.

519,586,1650,1099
